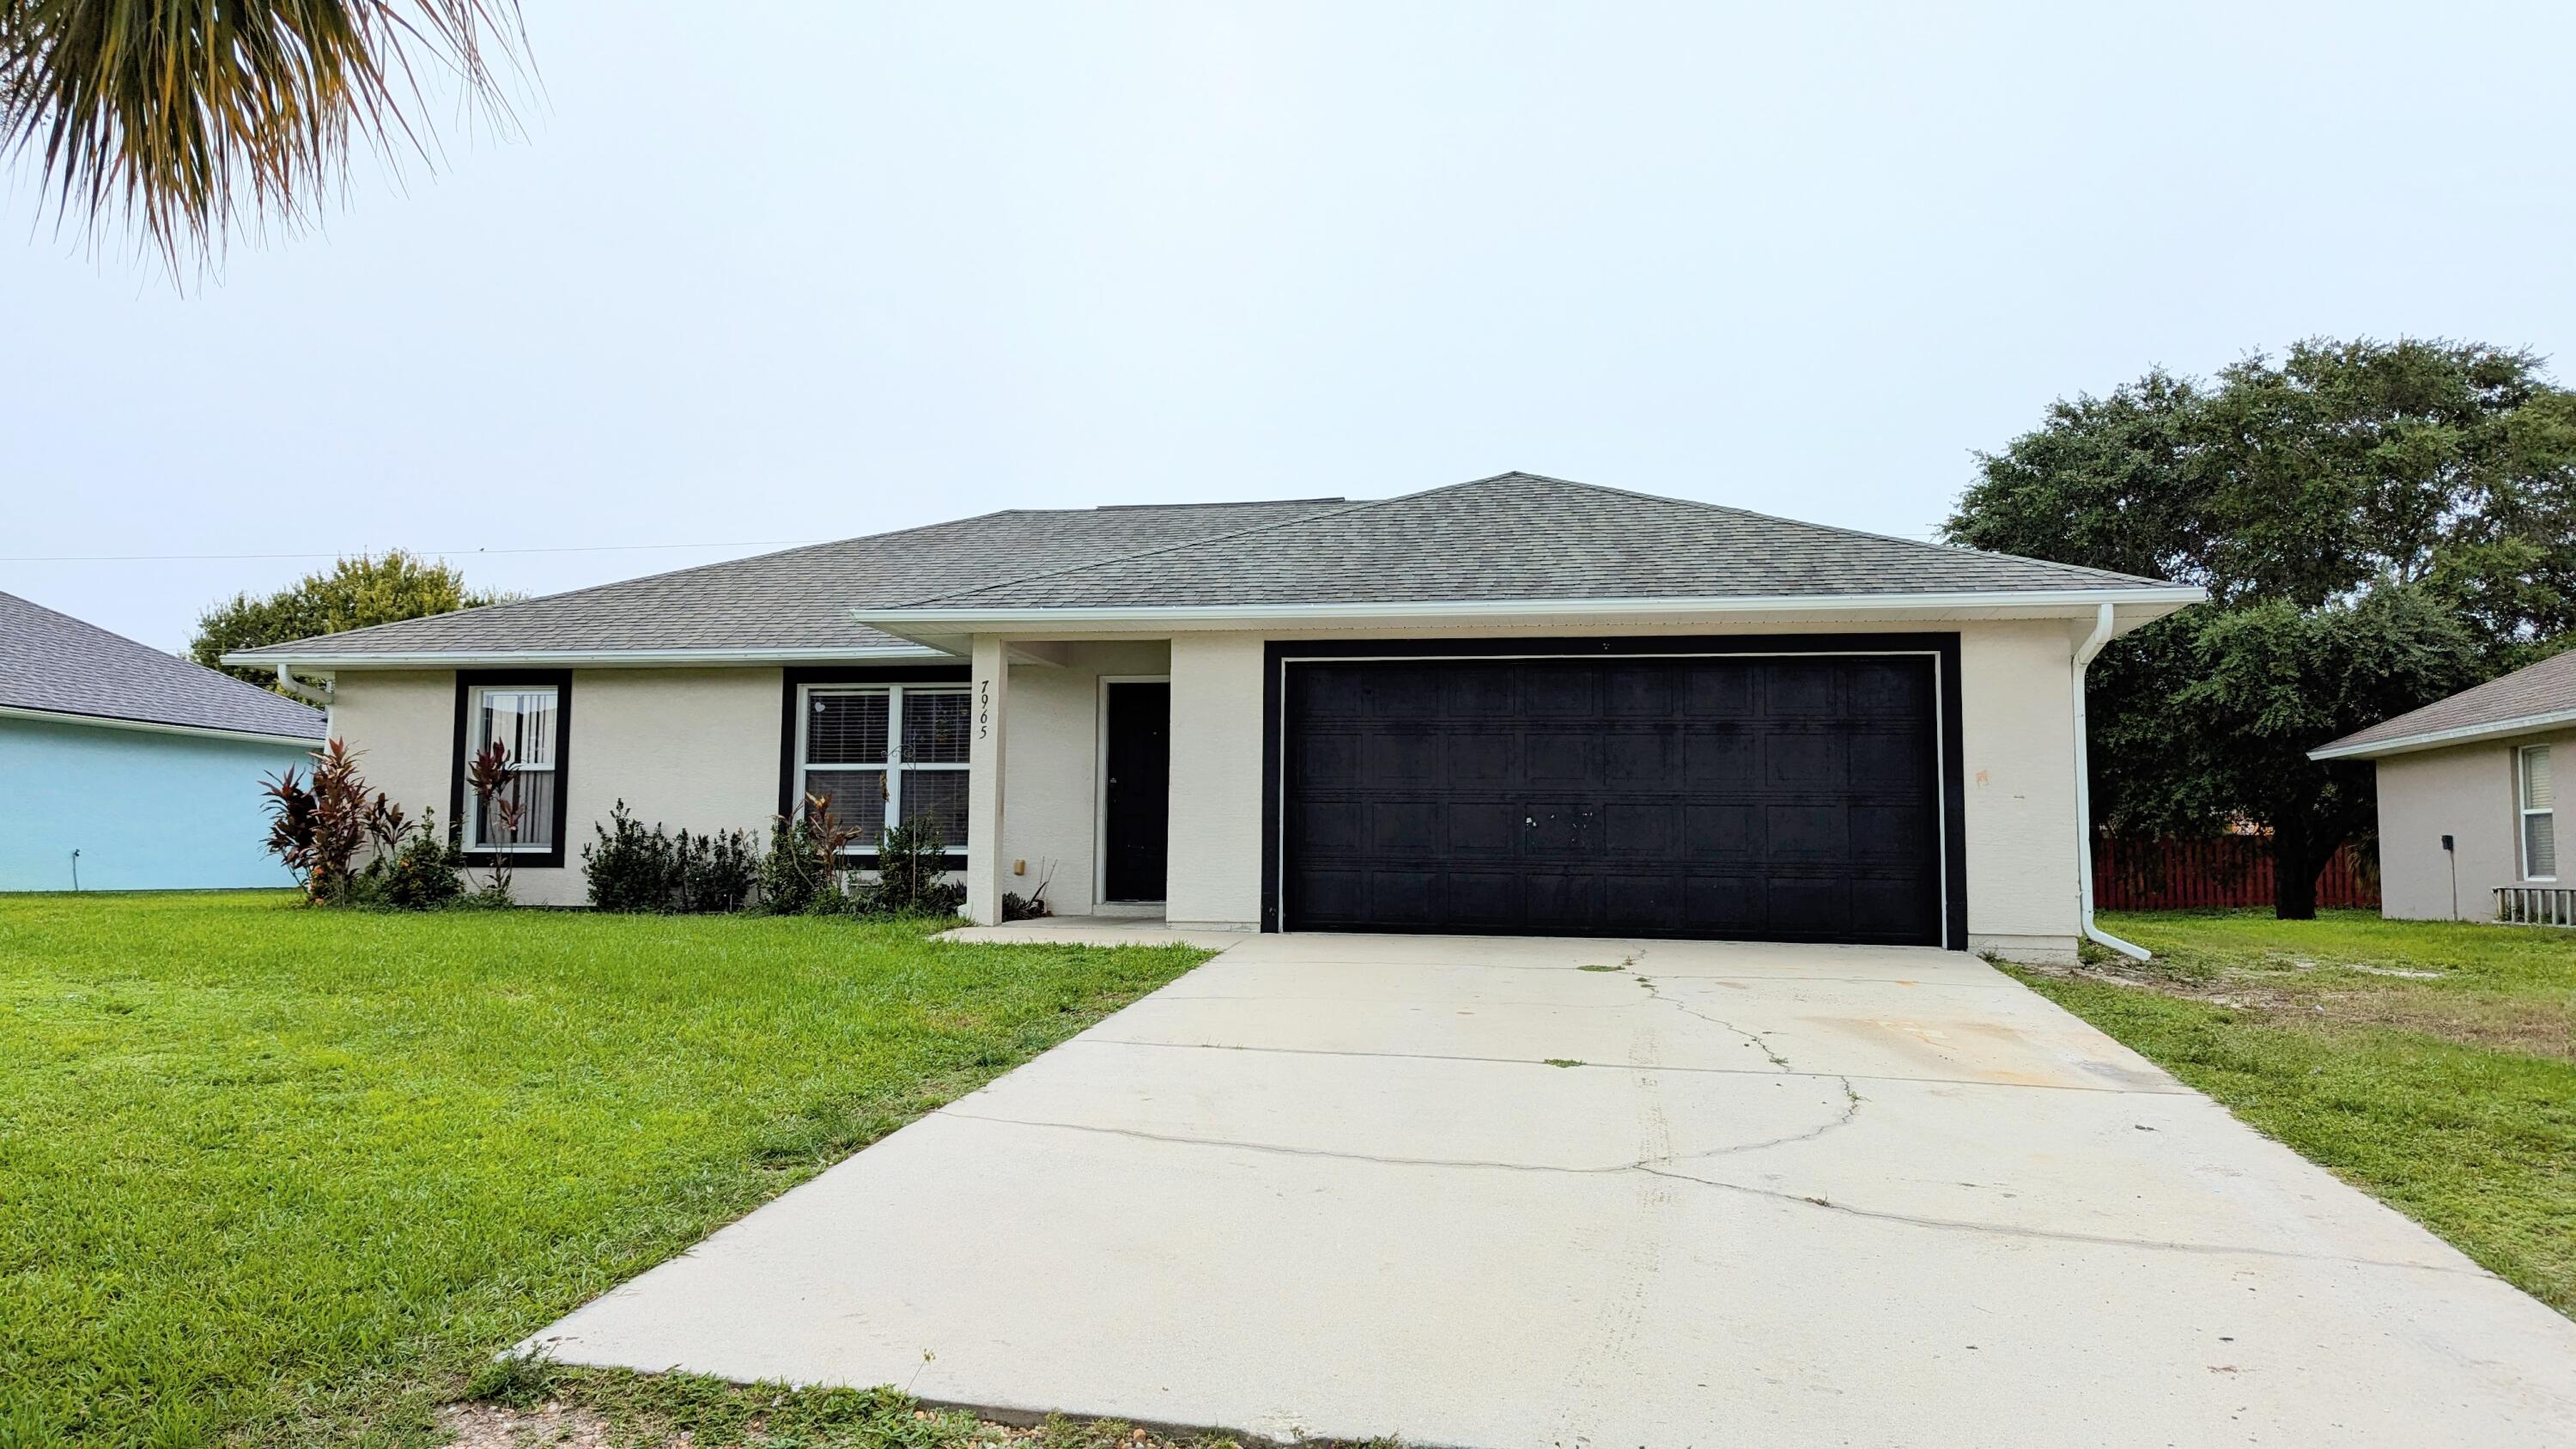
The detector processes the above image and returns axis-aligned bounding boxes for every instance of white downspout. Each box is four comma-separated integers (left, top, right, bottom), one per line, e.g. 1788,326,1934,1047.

278,657,335,716
2073,603,2152,961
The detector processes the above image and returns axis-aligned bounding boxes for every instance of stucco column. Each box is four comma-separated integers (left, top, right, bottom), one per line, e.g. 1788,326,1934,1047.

965,635,1009,925
1165,633,1266,929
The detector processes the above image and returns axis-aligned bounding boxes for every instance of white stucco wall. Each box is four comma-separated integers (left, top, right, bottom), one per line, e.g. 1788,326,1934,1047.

1165,632,1267,928
1956,620,2082,959
327,667,784,907
998,641,1172,917
2373,735,2562,921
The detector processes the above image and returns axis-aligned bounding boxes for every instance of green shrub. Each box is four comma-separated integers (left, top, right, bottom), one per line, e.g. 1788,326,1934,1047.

584,801,677,910
672,828,759,913
585,802,760,913
874,818,965,917
376,807,465,909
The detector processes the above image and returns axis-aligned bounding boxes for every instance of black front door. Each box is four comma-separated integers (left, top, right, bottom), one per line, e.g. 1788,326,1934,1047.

1103,681,1171,901
1279,655,1942,944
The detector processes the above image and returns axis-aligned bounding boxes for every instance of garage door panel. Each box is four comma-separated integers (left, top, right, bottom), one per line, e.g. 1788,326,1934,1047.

1368,800,1441,854
1764,661,1842,717
1684,666,1755,716
1281,654,1942,945
1602,728,1678,783
1685,874,1764,930
1765,804,1850,860
1765,734,1847,791
1850,804,1934,861
1606,667,1677,716
1364,730,1440,783
1765,877,1850,933
1523,873,1601,929
1849,876,1932,938
1441,667,1517,716
1369,869,1442,922
1291,800,1363,853
1445,871,1527,925
1293,730,1361,786
1444,801,1522,855
1849,733,1929,790
1444,730,1516,783
1684,803,1758,860
1683,729,1759,789
1603,802,1681,857
1522,668,1600,716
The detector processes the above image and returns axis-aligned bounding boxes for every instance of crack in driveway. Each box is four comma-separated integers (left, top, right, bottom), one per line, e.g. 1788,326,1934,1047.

934,1110,2478,1278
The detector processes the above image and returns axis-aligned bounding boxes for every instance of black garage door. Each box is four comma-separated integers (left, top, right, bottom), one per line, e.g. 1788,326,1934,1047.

1279,654,1945,944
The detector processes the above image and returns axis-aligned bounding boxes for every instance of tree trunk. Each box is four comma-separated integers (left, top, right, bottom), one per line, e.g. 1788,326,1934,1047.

2271,821,2319,920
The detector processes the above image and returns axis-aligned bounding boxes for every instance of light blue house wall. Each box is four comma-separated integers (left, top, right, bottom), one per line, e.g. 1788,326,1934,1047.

0,715,314,892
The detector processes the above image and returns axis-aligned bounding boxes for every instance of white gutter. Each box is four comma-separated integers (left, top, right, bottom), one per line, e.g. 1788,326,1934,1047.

218,645,951,669
854,584,2208,631
0,703,325,751
2071,602,2151,961
275,664,333,707
2309,708,2576,762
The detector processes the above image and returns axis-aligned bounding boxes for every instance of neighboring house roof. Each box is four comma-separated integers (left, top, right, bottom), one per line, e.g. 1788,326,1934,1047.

873,472,2185,615
0,590,325,742
2311,648,2576,760
223,498,1356,666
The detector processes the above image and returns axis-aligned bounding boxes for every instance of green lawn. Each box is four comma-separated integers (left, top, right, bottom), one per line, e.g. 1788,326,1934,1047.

0,892,1212,1446
2009,909,2576,1317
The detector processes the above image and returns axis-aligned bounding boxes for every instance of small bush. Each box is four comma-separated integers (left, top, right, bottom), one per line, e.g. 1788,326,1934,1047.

377,807,465,910
757,794,854,914
674,829,757,913
584,802,761,913
584,801,677,911
873,818,964,917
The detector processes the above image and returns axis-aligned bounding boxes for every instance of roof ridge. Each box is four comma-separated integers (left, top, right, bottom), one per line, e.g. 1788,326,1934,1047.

880,480,1503,607
1501,472,2175,589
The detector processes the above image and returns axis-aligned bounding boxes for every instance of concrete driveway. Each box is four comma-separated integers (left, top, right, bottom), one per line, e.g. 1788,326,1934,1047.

527,930,2576,1447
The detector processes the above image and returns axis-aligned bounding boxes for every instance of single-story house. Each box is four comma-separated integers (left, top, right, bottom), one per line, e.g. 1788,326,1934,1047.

2,589,325,892
2311,647,2573,923
226,472,2202,959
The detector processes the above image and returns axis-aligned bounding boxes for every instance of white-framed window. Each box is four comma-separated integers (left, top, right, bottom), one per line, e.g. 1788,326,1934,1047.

466,683,561,852
2519,743,2555,881
794,683,971,855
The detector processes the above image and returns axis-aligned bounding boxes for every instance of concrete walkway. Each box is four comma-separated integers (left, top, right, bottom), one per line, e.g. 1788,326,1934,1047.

526,934,2576,1447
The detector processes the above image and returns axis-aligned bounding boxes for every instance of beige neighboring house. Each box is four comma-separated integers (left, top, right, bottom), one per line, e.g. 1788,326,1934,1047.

2312,648,2574,924
224,472,2202,961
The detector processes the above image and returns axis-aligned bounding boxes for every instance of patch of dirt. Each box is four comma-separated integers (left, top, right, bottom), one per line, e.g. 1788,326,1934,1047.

440,1401,634,1448
439,1400,1238,1449
2016,961,2576,1062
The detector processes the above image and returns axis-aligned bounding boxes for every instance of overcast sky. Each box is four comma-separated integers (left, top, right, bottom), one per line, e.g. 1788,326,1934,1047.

7,1,2573,652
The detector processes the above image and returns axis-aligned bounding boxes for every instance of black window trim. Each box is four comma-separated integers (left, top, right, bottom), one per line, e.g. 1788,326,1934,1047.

777,663,973,865
451,669,574,870
1258,634,1971,950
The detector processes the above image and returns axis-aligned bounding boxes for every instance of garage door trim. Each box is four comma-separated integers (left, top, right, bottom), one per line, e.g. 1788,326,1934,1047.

1259,634,1969,948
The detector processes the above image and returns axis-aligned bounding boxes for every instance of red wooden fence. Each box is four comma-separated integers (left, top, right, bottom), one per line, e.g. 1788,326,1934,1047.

2093,834,2379,910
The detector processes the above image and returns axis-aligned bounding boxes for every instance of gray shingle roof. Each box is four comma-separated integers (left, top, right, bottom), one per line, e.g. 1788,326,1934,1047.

1,591,325,740
227,499,1354,661
2314,647,2576,758
885,472,2181,612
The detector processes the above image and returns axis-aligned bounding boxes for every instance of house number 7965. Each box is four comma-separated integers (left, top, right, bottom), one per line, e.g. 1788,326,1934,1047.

977,679,992,739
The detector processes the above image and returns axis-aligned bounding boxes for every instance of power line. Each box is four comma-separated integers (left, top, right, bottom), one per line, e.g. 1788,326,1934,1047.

0,539,825,564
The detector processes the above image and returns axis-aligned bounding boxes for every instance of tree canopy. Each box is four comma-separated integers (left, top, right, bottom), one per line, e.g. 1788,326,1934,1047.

193,551,513,690
1947,338,2576,916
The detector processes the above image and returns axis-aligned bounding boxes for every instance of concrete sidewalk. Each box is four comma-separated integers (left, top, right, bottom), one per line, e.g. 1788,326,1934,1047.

526,933,2576,1447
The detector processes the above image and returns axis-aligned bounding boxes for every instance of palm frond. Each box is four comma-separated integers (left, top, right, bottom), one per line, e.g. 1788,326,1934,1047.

0,0,526,271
